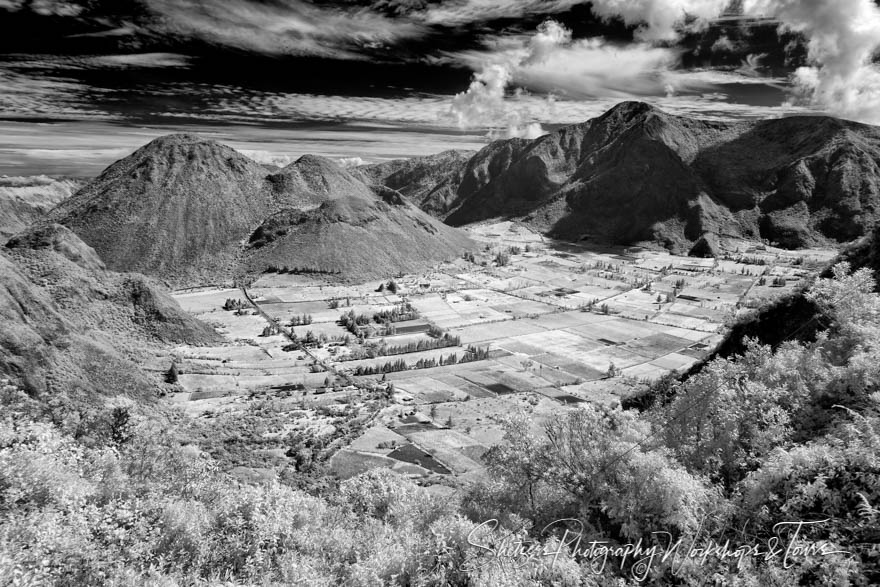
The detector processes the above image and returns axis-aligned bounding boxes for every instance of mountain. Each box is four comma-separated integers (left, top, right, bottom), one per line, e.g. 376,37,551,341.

47,134,279,286
245,179,473,281
268,154,378,209
354,150,475,218
0,175,82,242
1,223,220,403
363,102,880,255
48,137,473,287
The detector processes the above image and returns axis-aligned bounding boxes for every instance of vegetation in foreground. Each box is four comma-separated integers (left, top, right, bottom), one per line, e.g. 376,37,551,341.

1,263,878,585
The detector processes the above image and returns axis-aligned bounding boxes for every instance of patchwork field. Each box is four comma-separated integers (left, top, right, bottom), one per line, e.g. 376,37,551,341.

168,221,837,485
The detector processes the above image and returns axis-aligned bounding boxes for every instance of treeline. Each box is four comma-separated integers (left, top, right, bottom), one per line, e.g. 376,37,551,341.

288,314,313,326
373,301,419,324
338,303,420,337
338,333,461,362
264,265,341,275
351,345,489,376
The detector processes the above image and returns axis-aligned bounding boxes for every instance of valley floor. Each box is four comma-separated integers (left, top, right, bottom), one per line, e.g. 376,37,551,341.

166,221,837,486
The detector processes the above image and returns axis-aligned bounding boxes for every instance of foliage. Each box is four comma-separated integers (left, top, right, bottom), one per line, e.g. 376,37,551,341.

351,345,489,376
2,264,879,584
222,298,246,311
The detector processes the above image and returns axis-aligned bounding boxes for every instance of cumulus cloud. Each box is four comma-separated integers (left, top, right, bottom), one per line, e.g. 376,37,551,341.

337,156,367,168
587,0,730,42
743,0,880,123
448,20,575,137
448,18,688,129
445,2,757,133
516,38,680,97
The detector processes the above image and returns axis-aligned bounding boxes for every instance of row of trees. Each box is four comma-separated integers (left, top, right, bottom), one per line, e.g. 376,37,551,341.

288,313,313,326
351,345,490,376
264,265,341,275
339,333,462,362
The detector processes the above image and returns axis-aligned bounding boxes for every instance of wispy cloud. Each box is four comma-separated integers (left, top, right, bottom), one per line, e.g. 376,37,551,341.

417,0,587,27
0,68,115,120
0,0,83,16
145,0,426,59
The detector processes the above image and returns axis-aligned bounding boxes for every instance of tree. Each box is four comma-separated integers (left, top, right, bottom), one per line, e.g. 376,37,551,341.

386,280,398,294
658,342,795,485
606,362,619,378
109,406,134,447
166,362,179,384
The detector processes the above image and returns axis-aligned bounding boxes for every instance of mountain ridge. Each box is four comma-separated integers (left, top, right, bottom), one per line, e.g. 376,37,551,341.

47,135,474,287
364,101,880,254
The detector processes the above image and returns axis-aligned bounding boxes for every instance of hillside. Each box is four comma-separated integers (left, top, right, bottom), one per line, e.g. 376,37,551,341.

47,134,277,287
48,138,474,286
0,175,82,242
1,223,220,403
268,154,377,209
365,102,880,255
245,171,473,281
355,150,475,218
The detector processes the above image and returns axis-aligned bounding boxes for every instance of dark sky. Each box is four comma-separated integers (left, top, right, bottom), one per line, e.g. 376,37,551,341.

2,0,878,176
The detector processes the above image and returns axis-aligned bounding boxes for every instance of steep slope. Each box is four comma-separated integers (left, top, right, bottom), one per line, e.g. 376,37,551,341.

0,250,162,403
48,134,277,287
1,223,220,402
245,161,473,281
356,150,475,218
49,139,474,286
372,102,880,254
268,154,377,209
443,103,743,250
5,223,221,345
0,175,82,242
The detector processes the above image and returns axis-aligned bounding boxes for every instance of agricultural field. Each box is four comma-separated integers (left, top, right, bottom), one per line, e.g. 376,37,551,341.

168,221,837,485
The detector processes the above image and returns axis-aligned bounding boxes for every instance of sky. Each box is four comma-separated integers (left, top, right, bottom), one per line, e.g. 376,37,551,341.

2,0,880,176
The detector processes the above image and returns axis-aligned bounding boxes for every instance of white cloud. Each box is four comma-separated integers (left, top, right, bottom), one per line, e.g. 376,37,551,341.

0,0,82,16
145,0,425,59
487,122,546,140
337,157,367,168
743,0,880,124
587,0,730,42
514,37,681,98
88,53,191,69
419,0,586,27
447,21,571,135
